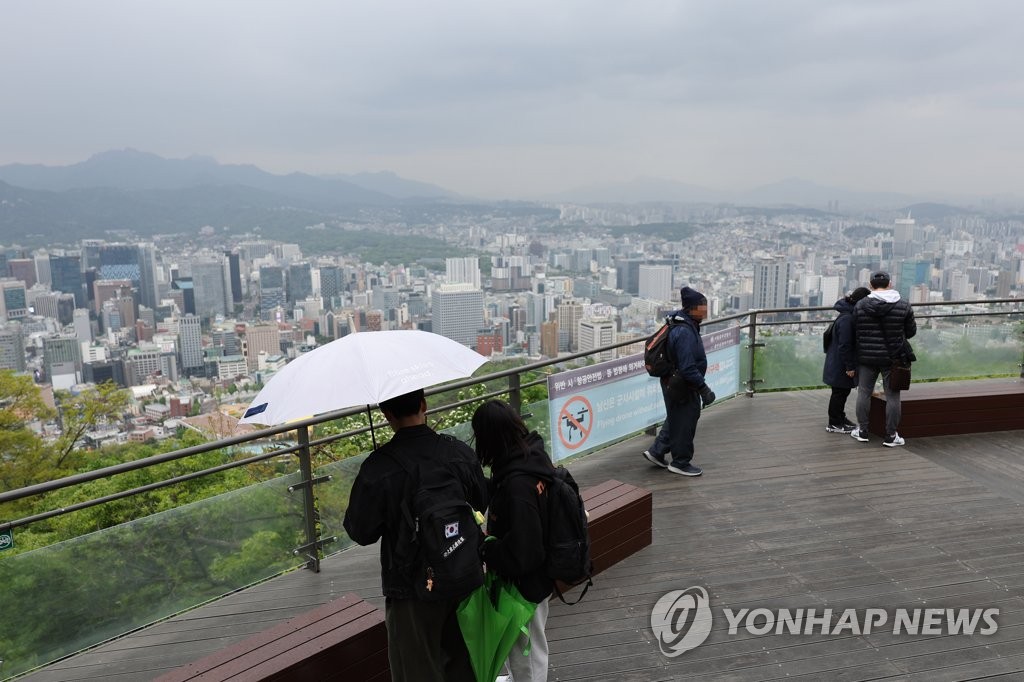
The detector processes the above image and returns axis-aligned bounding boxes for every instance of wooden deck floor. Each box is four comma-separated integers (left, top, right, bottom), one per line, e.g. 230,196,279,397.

21,384,1024,681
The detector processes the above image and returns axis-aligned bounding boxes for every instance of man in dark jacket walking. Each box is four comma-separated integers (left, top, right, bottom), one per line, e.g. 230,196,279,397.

642,286,715,476
343,389,488,682
850,272,917,447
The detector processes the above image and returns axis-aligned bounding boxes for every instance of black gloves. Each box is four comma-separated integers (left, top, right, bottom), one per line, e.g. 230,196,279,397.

698,384,716,407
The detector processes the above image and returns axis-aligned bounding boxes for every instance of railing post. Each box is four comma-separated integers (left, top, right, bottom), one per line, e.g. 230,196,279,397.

295,425,320,572
746,311,763,396
508,371,522,414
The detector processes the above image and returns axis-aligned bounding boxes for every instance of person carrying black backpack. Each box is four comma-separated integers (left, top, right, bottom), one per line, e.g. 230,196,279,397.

471,400,556,682
344,388,488,682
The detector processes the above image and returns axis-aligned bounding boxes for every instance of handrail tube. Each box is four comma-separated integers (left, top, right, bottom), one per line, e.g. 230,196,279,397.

0,448,295,531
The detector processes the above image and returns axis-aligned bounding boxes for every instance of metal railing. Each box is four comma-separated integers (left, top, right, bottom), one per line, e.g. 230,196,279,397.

0,297,1021,680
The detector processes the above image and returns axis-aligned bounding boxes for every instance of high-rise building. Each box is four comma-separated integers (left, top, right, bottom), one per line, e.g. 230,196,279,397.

287,263,313,304
33,291,61,321
57,294,76,326
73,308,92,342
7,259,36,288
191,257,229,321
638,264,673,303
556,299,584,351
319,265,343,309
49,254,85,307
540,320,559,358
431,283,485,347
137,243,160,310
244,324,282,372
34,251,52,287
446,257,481,290
43,334,82,388
0,323,25,371
178,314,204,374
226,251,243,305
753,258,791,310
614,258,643,295
259,266,286,320
893,214,915,258
93,279,134,315
0,279,29,320
578,317,616,362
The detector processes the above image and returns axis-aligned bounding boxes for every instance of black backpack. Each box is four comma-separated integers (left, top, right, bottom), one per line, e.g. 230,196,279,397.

544,466,593,604
388,437,485,601
644,317,682,377
506,466,593,604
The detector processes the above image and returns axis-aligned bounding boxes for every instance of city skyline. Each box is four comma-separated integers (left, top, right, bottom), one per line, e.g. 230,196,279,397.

3,1,1023,200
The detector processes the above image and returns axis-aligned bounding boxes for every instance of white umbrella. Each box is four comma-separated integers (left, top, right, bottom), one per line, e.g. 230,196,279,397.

240,330,488,427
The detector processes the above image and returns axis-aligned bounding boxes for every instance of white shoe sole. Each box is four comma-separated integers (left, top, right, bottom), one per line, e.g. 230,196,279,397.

643,451,668,468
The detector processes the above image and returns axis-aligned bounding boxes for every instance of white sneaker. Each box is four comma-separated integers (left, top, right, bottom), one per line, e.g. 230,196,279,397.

882,433,906,447
850,428,869,443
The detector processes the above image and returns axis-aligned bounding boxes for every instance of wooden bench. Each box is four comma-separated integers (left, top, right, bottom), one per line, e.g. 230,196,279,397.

159,479,651,680
155,593,388,682
869,378,1024,438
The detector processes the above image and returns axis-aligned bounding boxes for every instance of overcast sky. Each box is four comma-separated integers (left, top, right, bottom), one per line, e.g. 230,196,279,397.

3,1,1021,199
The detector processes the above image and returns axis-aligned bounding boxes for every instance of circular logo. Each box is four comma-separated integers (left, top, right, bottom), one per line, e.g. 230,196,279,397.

0,533,11,549
651,586,713,657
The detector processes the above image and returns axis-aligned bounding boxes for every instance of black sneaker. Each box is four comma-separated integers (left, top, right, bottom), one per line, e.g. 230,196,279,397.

667,463,703,476
642,450,668,468
842,419,857,430
826,423,854,433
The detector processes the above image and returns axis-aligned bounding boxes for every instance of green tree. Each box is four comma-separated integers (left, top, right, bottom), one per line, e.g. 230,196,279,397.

0,370,55,491
52,382,131,469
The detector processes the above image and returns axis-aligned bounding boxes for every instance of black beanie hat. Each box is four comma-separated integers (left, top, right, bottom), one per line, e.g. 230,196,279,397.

679,286,707,310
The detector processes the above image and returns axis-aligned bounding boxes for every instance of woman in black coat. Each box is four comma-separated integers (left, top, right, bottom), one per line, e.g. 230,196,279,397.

823,287,870,432
471,400,554,682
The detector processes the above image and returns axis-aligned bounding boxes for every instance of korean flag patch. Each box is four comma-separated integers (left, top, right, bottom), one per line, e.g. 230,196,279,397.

444,522,460,539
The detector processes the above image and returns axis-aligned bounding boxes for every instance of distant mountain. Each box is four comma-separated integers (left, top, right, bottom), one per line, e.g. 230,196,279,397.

0,178,345,246
322,171,459,200
899,202,975,221
734,178,916,209
545,176,723,204
0,149,393,206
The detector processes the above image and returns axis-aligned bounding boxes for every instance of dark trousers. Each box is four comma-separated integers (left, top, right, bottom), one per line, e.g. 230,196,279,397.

827,386,853,426
385,596,475,682
650,384,702,467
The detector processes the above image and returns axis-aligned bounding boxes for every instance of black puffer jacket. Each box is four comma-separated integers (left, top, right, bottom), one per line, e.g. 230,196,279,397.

853,290,917,368
483,431,556,603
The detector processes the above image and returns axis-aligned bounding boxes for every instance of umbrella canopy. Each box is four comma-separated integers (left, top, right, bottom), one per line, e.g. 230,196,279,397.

240,330,488,426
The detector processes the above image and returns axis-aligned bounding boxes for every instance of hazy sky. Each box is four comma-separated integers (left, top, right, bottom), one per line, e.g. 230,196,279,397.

3,1,1022,199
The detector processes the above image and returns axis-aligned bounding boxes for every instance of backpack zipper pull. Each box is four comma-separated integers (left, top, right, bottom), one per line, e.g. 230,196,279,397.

425,567,434,592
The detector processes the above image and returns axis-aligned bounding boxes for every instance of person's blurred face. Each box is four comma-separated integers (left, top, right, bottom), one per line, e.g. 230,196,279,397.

690,304,708,321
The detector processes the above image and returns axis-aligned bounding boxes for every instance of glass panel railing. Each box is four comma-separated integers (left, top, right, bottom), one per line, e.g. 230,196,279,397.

753,314,1023,391
0,472,307,679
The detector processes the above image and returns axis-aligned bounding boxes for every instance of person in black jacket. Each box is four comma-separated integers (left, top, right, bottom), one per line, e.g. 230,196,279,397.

822,287,870,433
471,400,555,682
642,286,714,476
851,272,917,447
343,388,488,682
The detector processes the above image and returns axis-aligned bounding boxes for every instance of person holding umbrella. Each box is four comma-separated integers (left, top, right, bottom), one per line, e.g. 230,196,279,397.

471,400,556,682
344,388,488,682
